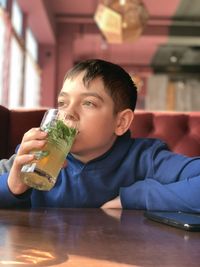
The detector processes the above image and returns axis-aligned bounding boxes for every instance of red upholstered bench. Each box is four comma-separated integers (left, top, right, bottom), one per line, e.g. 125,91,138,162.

130,111,200,157
0,106,47,159
0,105,200,159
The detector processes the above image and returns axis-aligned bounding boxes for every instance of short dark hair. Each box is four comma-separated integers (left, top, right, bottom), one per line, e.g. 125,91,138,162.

64,59,137,113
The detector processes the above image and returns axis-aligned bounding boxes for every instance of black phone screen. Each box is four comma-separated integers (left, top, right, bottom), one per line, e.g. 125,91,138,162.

144,211,200,231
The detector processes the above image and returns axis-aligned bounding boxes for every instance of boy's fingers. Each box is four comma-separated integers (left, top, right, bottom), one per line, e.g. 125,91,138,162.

62,160,67,168
22,128,47,142
18,140,47,155
13,154,35,171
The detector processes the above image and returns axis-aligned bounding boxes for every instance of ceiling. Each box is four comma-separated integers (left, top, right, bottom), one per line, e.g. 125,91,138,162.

17,0,200,71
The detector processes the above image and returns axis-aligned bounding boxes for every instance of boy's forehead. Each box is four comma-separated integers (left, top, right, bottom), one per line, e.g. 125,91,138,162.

61,73,107,94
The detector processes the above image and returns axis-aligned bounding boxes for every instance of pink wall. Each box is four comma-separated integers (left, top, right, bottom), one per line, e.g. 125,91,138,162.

56,24,79,96
17,0,183,108
39,45,57,107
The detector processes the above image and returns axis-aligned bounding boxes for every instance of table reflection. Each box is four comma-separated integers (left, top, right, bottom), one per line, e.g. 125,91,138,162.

0,209,121,266
0,208,199,267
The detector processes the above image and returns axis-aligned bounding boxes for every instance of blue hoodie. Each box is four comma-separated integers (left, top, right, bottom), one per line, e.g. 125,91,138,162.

0,132,200,211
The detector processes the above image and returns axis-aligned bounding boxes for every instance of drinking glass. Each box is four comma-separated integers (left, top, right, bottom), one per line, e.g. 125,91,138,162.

20,108,78,191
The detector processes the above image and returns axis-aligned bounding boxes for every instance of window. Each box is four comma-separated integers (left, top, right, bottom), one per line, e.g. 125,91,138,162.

24,54,41,107
23,28,41,107
5,0,24,107
11,0,23,36
26,28,38,62
0,1,41,108
8,36,24,107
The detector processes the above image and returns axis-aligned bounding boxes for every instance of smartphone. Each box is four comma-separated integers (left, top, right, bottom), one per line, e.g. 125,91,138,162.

144,211,200,231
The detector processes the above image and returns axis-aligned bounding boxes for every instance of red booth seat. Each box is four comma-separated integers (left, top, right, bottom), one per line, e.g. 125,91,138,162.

130,111,200,157
0,105,200,159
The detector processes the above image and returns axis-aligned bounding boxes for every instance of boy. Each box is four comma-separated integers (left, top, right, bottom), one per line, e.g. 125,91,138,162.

0,59,200,211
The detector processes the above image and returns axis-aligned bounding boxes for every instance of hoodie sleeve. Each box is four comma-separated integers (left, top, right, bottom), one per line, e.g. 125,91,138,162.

120,141,200,212
0,154,16,175
0,172,31,208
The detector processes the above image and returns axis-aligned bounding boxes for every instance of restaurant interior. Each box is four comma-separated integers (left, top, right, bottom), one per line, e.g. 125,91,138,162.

0,0,200,111
0,2,200,267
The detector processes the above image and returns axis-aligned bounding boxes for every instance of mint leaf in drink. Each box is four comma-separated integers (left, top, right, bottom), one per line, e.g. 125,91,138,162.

42,120,77,145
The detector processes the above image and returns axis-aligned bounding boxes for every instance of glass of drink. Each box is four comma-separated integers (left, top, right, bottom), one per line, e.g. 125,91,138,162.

20,108,78,191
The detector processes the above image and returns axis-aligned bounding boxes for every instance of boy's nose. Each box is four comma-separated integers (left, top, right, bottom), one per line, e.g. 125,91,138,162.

65,113,77,121
64,113,79,129
59,101,80,124
58,107,79,122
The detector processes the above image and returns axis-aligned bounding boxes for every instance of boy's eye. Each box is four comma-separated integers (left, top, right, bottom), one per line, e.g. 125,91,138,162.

57,100,65,107
83,100,96,107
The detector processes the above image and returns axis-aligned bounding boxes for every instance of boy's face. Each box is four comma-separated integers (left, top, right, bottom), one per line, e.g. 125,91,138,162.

58,71,120,163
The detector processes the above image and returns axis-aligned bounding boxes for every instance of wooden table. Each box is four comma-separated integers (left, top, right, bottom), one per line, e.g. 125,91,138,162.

0,208,199,267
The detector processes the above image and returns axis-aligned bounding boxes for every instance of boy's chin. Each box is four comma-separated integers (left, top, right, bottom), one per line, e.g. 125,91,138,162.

70,145,79,154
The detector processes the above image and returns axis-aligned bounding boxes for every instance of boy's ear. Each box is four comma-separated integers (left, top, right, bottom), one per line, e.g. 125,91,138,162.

115,109,134,136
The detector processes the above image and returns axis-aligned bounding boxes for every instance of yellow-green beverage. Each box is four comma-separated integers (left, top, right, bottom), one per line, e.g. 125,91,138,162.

21,109,77,191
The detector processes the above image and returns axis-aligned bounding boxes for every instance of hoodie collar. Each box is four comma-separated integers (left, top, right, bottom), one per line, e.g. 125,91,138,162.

67,130,133,170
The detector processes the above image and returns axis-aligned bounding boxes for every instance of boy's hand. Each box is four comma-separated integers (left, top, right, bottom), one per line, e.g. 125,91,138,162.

101,208,122,220
7,128,47,195
62,160,67,169
101,196,122,209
